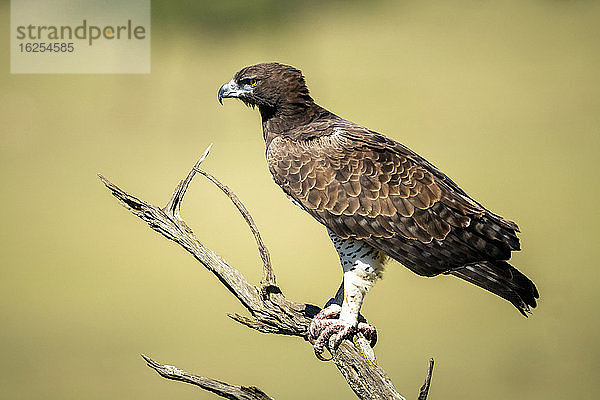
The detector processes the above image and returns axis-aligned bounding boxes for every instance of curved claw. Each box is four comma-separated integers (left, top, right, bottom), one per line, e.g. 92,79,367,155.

358,322,378,348
314,347,334,362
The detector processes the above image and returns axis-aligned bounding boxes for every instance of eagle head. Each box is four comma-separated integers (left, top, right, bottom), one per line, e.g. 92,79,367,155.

218,62,312,110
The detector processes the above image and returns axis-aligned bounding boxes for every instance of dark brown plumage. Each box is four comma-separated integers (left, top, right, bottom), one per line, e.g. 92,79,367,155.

218,62,539,316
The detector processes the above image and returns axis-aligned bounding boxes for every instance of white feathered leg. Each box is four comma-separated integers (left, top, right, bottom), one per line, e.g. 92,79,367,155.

308,230,386,358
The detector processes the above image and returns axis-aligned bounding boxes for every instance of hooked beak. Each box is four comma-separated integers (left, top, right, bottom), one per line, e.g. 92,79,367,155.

218,79,248,105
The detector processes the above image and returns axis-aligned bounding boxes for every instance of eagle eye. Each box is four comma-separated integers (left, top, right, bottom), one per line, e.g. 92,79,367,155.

239,78,258,87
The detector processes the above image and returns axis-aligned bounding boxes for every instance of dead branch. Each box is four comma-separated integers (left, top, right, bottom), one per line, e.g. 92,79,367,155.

99,146,434,399
142,354,274,400
418,359,434,400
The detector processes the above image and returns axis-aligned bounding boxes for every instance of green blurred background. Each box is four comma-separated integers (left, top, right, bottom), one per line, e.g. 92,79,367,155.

1,0,599,398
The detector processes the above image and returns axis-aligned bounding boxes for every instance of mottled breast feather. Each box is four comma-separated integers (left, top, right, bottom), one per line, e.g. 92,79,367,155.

266,120,521,277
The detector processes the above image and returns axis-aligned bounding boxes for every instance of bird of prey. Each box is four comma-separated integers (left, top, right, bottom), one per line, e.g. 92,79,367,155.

218,62,539,358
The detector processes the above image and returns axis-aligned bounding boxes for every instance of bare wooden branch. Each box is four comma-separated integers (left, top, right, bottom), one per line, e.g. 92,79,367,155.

100,147,434,399
142,354,274,400
418,359,435,400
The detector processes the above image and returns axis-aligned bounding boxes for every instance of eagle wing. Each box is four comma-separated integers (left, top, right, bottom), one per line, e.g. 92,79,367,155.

267,121,520,275
267,120,538,314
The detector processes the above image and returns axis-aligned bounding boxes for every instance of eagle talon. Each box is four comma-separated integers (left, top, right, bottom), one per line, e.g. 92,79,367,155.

308,305,378,358
313,320,357,356
312,318,379,358
314,304,342,320
308,304,342,343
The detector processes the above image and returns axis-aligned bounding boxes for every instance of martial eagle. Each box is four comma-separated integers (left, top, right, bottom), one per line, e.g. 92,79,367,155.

218,62,539,357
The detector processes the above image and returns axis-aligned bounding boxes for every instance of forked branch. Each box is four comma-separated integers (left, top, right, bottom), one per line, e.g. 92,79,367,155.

99,146,434,399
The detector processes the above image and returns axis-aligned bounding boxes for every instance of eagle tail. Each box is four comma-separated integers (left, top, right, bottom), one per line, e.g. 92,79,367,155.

449,261,539,316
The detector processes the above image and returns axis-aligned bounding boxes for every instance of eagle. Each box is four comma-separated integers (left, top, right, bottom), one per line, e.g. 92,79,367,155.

218,62,539,358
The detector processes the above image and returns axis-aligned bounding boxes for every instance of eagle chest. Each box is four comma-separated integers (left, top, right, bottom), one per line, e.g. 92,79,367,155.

328,229,386,283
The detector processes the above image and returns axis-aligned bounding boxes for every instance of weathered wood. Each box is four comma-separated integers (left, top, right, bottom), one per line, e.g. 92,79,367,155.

99,146,434,399
142,354,274,400
418,359,435,400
